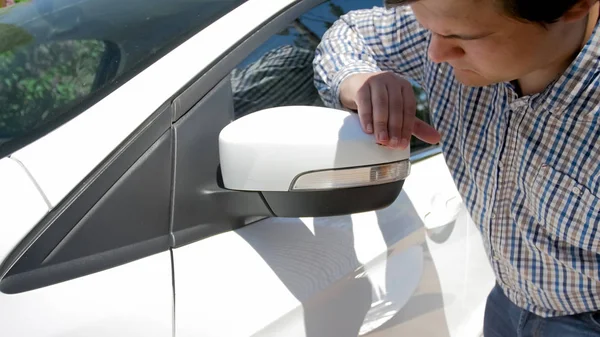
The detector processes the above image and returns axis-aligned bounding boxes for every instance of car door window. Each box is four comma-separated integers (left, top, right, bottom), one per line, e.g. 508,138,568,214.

0,39,108,138
230,0,435,153
0,0,247,158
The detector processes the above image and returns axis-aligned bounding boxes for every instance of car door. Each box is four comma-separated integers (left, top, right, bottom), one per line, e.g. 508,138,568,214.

171,1,494,337
0,0,250,336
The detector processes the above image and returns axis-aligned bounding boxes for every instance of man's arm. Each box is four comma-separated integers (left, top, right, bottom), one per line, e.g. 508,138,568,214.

313,5,429,110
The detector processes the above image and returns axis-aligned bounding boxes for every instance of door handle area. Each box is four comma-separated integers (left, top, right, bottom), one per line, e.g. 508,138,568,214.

423,196,462,243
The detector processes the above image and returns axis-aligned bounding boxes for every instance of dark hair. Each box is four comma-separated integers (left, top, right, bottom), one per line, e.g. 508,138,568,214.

384,0,582,24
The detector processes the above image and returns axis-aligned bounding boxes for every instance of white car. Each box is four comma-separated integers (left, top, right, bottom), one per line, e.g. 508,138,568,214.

0,0,495,336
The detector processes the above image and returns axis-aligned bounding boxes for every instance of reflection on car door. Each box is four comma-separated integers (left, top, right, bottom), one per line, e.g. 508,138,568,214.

392,152,495,337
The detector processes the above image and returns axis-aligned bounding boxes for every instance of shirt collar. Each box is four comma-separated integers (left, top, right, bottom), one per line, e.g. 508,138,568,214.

530,17,600,117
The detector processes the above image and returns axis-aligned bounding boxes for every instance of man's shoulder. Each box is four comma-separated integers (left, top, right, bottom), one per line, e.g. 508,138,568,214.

340,4,420,27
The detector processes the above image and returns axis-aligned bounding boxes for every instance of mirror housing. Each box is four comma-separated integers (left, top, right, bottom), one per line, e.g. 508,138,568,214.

219,106,410,217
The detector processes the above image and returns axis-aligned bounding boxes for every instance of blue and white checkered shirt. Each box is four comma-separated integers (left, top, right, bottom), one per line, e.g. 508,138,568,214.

313,5,600,318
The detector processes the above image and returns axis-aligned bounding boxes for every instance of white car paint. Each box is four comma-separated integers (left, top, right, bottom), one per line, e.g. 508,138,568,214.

399,153,495,337
0,252,173,337
174,188,425,337
0,157,49,263
219,106,410,191
10,0,298,207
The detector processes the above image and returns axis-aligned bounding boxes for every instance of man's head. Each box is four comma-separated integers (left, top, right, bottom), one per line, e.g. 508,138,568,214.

386,0,598,90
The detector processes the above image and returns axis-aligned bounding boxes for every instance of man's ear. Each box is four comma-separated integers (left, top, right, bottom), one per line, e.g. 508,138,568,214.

562,0,598,22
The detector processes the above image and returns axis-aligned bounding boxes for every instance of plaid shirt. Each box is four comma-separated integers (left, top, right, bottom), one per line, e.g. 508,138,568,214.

313,5,600,318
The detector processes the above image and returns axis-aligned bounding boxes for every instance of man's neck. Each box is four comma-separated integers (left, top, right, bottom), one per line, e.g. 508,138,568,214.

516,3,600,97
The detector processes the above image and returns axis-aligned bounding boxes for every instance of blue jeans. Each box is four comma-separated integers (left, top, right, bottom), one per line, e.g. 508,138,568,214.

484,284,600,337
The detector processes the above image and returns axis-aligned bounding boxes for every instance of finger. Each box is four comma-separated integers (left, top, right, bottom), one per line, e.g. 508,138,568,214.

413,119,442,144
387,82,403,148
356,84,374,134
400,84,417,149
370,80,389,144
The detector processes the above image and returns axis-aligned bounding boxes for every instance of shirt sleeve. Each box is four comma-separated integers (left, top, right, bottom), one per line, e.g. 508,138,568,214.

313,6,430,109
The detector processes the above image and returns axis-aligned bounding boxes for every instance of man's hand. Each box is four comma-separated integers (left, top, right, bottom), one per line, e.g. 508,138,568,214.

339,72,441,149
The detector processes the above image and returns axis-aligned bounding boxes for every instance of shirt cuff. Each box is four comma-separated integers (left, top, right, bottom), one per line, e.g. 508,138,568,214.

331,63,381,110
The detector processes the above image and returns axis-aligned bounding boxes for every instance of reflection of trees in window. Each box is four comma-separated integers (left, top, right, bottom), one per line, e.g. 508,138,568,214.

0,39,105,137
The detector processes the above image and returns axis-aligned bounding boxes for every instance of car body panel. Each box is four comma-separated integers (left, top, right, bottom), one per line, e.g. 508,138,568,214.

174,189,425,337
0,157,49,263
386,153,495,337
0,251,173,337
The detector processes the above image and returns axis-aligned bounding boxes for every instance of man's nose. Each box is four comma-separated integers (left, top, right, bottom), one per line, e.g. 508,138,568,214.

428,34,464,64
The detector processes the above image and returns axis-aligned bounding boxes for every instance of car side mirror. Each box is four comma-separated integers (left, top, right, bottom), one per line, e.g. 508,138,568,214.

219,106,410,217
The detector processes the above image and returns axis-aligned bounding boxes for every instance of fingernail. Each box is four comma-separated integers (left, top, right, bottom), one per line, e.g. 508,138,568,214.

399,138,409,149
366,123,373,133
378,131,388,142
390,137,398,148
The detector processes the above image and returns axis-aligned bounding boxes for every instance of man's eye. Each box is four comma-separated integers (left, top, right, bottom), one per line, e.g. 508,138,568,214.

433,32,485,41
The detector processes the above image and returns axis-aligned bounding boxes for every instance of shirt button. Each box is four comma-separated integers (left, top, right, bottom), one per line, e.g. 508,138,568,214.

498,161,504,169
572,186,583,196
490,212,496,219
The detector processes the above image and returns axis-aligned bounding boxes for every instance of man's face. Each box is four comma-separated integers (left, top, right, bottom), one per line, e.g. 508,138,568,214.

410,0,580,87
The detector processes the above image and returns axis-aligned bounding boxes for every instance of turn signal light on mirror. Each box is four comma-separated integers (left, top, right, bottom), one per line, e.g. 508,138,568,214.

291,160,410,191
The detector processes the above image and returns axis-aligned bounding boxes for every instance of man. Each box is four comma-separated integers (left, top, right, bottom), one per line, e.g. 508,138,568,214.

313,0,600,335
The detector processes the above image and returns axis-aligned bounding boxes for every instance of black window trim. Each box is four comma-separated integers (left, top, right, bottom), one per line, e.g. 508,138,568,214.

410,144,442,162
0,103,172,293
